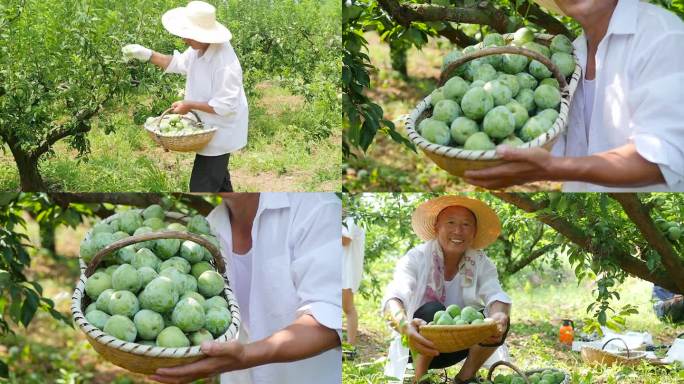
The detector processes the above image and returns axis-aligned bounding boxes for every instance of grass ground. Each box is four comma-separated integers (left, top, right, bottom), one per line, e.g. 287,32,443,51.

0,82,340,192
343,32,559,193
343,256,684,384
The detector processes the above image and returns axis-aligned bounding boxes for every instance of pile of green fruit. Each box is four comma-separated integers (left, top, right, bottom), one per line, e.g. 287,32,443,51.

655,218,682,242
417,28,575,150
80,205,233,348
482,370,566,384
427,304,487,325
146,114,210,136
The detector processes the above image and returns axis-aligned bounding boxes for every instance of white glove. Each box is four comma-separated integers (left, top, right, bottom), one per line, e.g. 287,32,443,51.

122,44,152,62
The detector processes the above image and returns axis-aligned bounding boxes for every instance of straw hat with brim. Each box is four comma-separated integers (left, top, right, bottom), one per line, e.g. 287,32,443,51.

162,1,232,44
412,196,501,249
535,0,566,15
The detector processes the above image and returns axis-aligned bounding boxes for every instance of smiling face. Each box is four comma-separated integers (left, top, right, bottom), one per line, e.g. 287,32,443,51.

434,206,477,256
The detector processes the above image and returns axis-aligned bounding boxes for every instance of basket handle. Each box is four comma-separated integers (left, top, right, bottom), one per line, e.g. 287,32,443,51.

84,211,224,277
156,107,203,128
601,337,631,358
440,45,568,89
486,361,531,384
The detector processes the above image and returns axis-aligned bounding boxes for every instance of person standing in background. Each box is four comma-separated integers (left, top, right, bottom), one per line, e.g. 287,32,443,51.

342,215,366,359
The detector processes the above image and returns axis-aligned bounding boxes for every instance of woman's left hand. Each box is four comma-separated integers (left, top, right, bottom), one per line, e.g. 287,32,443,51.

483,311,509,344
148,341,247,383
171,100,193,115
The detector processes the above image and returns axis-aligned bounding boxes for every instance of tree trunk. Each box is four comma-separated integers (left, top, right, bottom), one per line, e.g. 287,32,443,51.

9,145,45,191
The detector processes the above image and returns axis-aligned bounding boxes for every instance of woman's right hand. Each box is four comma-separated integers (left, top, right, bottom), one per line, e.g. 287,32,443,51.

404,318,439,357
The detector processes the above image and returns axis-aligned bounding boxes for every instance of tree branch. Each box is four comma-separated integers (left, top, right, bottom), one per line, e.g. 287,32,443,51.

494,192,679,292
30,106,102,160
47,193,216,216
438,23,478,47
508,243,560,275
609,193,684,293
377,0,509,32
515,2,573,38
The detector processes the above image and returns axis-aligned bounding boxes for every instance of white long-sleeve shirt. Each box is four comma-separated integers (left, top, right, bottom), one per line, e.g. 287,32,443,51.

552,0,684,191
381,241,511,382
165,42,249,156
206,193,342,384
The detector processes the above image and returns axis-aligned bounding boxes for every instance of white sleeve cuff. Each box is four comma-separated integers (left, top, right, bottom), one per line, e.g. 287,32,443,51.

208,98,236,117
296,301,342,333
164,50,186,75
485,293,512,310
633,133,684,187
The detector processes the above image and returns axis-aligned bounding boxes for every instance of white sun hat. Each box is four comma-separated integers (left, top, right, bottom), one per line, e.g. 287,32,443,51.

162,1,232,44
411,195,501,249
535,0,566,16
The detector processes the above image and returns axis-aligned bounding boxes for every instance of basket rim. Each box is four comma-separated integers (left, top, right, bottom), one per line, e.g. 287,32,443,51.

78,208,226,276
419,321,498,330
581,345,647,360
71,209,241,359
144,123,217,138
487,361,570,384
405,33,581,161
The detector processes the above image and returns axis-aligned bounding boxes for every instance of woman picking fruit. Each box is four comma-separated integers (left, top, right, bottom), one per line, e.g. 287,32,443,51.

122,1,248,192
464,0,684,192
382,196,511,384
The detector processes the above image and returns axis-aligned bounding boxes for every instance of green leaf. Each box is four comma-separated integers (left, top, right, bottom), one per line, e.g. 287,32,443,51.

598,310,606,326
20,290,39,327
61,208,81,228
404,27,425,46
0,359,7,378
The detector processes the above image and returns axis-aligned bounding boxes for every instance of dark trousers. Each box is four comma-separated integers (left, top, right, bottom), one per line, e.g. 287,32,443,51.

410,301,470,369
190,153,233,192
655,299,684,323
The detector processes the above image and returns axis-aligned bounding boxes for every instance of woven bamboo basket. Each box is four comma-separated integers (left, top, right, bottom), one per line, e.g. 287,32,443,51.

580,337,647,367
419,321,498,353
405,33,582,177
144,108,217,152
486,361,570,384
71,210,241,375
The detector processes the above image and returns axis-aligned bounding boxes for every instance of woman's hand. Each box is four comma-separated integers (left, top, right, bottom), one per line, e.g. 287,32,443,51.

463,146,555,189
171,101,193,115
483,312,509,344
122,44,152,62
149,341,248,384
405,318,439,357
